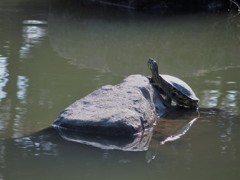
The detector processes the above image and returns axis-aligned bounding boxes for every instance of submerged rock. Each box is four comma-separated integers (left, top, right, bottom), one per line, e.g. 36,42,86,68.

52,75,165,137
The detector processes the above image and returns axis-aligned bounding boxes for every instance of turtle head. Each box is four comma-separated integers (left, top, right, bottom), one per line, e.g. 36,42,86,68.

147,58,159,75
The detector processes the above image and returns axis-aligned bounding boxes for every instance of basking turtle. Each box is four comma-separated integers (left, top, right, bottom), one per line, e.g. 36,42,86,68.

147,58,199,110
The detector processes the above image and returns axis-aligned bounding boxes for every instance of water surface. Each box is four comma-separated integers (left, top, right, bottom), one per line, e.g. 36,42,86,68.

0,0,240,179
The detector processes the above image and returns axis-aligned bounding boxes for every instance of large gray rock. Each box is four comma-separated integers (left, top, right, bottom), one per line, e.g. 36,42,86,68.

52,74,165,137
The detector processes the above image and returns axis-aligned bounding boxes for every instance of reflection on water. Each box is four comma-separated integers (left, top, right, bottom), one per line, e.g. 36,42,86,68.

160,116,199,145
202,89,221,107
49,5,240,77
54,127,153,151
17,76,28,102
0,0,240,180
0,56,8,100
20,21,47,59
196,67,240,117
14,128,58,156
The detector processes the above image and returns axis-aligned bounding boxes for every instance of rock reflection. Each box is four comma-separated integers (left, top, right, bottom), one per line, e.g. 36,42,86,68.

11,109,199,157
14,127,59,156
54,127,153,152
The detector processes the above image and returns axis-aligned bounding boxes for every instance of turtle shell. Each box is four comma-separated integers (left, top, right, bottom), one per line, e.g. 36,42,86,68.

161,74,199,101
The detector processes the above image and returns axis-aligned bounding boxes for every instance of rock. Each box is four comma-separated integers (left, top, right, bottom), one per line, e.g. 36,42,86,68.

52,74,165,137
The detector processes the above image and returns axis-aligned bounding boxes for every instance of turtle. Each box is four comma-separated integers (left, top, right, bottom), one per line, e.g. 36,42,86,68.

147,58,199,110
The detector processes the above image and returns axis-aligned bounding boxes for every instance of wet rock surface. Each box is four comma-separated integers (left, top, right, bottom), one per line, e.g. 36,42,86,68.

52,75,165,137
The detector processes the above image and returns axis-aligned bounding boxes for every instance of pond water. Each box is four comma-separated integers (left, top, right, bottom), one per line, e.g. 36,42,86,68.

0,0,240,179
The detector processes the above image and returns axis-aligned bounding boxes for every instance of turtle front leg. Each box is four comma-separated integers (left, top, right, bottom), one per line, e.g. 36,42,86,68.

147,76,153,83
153,87,172,108
158,94,171,108
165,96,172,108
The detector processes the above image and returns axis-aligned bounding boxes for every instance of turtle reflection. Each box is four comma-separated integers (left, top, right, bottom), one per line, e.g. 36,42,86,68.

146,107,200,163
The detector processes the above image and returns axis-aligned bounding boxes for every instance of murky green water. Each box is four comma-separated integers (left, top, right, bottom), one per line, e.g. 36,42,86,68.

0,0,240,179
